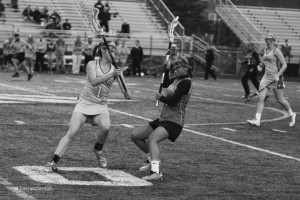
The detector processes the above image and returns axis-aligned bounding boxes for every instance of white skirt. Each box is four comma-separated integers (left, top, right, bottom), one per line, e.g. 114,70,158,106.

73,98,109,116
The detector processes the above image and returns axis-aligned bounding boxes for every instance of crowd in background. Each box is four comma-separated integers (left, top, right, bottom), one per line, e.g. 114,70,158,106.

0,33,144,77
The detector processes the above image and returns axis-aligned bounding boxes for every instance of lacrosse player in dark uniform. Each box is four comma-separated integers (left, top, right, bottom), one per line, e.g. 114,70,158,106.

241,42,260,100
131,55,193,181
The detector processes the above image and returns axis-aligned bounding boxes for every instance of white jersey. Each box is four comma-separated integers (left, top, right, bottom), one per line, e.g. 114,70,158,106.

79,60,115,105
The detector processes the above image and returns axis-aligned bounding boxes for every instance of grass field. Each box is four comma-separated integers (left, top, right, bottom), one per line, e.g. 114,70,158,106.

0,71,299,200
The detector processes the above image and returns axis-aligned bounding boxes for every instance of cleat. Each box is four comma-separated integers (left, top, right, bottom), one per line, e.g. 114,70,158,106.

242,94,249,99
45,161,58,172
93,149,107,168
247,118,260,127
139,159,151,172
264,95,269,102
12,72,20,77
27,74,33,81
142,171,163,181
289,113,296,127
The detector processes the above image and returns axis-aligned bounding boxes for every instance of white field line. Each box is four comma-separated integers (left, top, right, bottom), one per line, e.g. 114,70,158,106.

15,120,25,125
121,124,135,128
222,127,237,132
0,176,36,200
0,83,55,96
109,108,300,162
272,129,287,133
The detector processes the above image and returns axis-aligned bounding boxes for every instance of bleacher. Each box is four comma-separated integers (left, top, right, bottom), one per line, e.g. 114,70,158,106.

80,0,170,55
239,7,300,64
0,0,170,57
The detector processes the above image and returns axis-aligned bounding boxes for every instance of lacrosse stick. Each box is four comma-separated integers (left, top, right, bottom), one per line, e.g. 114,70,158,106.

92,8,131,100
155,16,179,107
244,80,275,103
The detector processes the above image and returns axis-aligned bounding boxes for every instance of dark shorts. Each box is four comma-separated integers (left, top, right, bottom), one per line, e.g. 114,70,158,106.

148,118,183,142
13,52,25,63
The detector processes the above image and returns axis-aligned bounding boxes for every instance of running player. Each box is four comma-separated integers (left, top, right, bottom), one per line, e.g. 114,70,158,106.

247,33,296,127
45,41,122,172
131,55,193,181
10,33,33,80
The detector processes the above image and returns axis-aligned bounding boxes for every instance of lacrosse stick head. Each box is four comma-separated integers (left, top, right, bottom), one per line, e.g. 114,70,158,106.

168,16,179,43
92,8,105,36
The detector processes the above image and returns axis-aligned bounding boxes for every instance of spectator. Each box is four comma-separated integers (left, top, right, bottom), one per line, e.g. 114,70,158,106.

120,20,130,38
35,34,47,72
24,35,35,75
22,5,32,21
94,0,104,17
46,38,56,73
62,18,71,30
117,39,129,69
204,45,217,80
130,40,143,76
49,10,61,25
101,2,111,32
11,0,18,12
40,6,49,22
168,44,179,76
55,36,65,73
3,37,14,70
45,18,56,30
0,0,5,23
83,36,95,73
31,6,41,24
281,39,292,64
72,35,83,74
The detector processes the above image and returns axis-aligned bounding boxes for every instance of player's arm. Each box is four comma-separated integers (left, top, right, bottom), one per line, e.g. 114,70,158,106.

157,79,191,106
87,61,120,86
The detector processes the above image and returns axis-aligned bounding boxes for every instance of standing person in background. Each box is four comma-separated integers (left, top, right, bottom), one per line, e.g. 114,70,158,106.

35,34,47,72
46,38,56,73
116,39,128,69
0,0,6,23
94,0,104,14
131,56,193,181
3,37,14,70
24,35,35,80
281,39,292,64
83,36,95,73
55,36,65,73
168,44,179,76
45,41,122,172
204,45,217,80
130,40,143,76
247,33,296,127
101,2,111,32
241,42,260,100
72,35,83,74
10,33,33,80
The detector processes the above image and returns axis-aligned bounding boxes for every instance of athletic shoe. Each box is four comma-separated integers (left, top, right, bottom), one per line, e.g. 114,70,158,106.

247,118,260,127
139,159,151,172
242,94,249,99
27,74,33,81
264,95,269,102
142,171,163,181
93,149,107,168
12,72,20,77
45,161,58,172
289,113,296,127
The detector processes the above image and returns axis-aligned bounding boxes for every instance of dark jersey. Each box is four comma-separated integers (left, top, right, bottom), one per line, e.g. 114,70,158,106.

159,70,192,126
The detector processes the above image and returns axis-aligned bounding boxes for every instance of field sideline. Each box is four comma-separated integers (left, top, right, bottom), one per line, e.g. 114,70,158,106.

0,71,299,200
